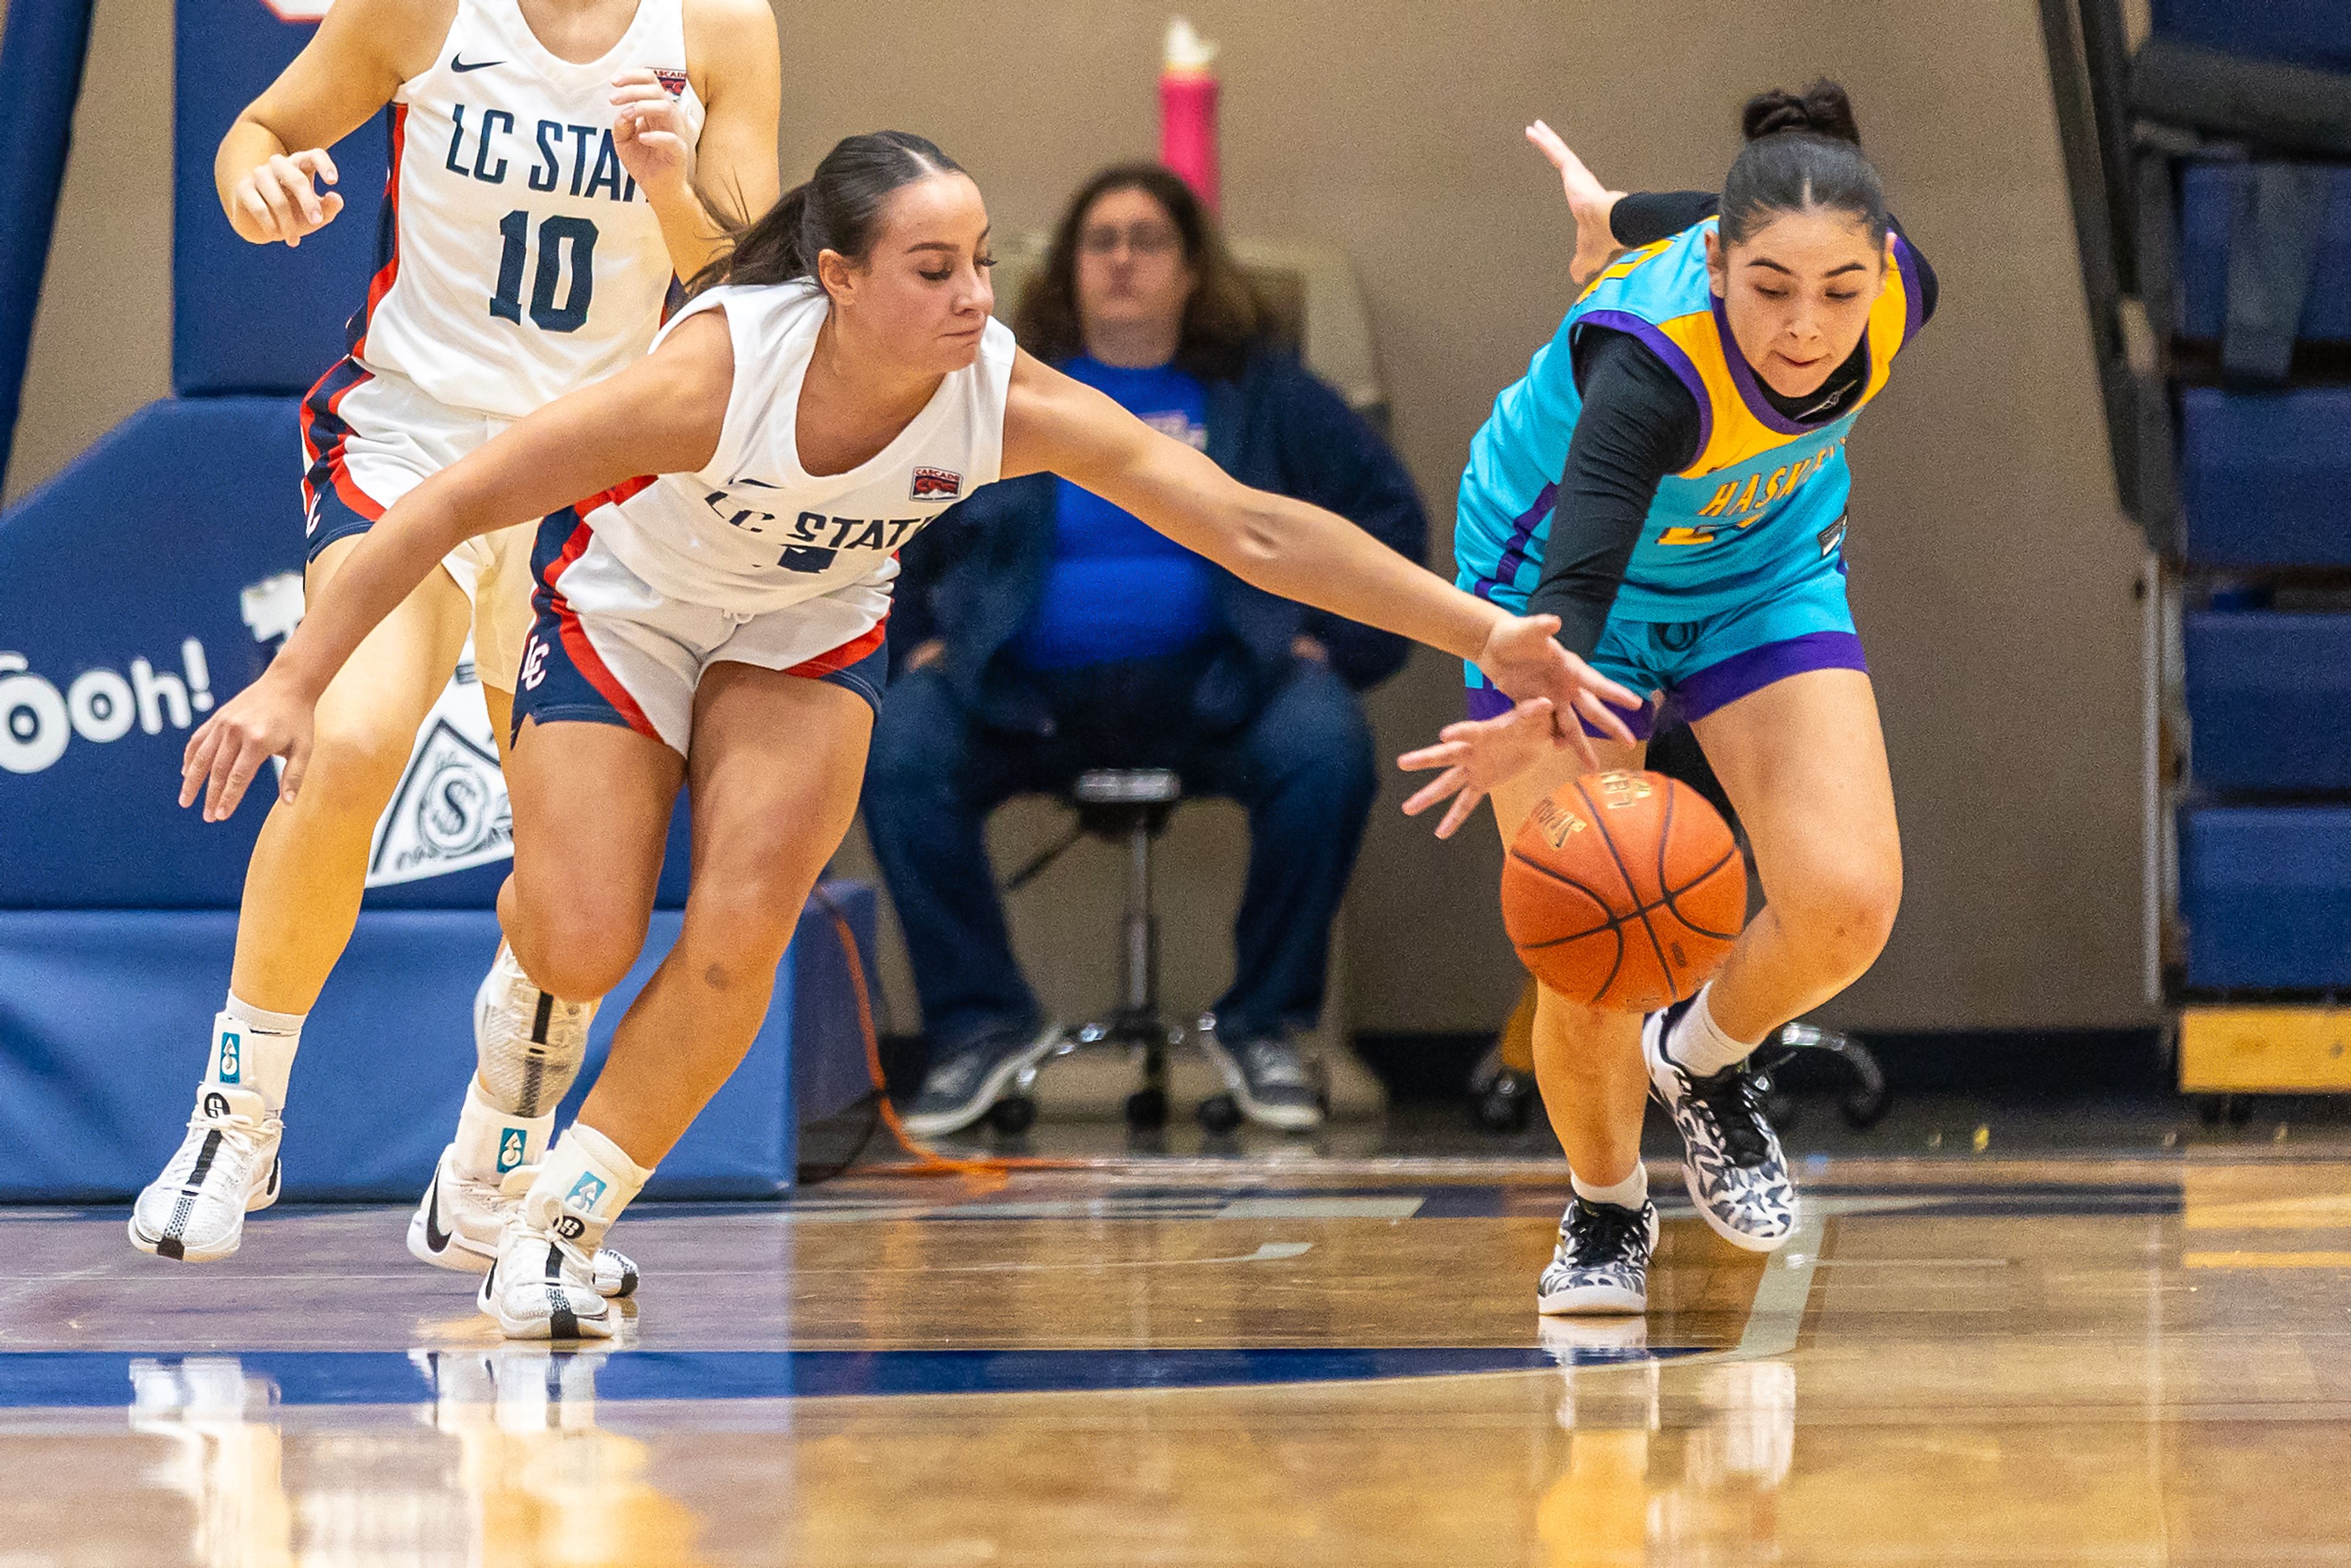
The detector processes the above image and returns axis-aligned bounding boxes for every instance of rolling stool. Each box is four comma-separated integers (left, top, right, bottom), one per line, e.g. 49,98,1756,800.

1468,1012,1889,1133
985,768,1248,1136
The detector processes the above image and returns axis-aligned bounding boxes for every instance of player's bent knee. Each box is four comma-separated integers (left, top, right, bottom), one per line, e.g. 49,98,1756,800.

298,721,419,819
508,901,648,1001
1782,865,1903,975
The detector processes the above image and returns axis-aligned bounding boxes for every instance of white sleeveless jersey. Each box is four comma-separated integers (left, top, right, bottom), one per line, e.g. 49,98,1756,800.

351,0,703,419
579,282,1017,613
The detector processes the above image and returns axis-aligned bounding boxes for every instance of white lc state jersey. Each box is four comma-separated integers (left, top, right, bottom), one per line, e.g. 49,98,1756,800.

577,282,1017,614
350,0,703,419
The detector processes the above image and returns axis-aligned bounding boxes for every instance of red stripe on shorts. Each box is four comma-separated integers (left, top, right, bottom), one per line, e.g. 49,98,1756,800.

541,514,660,740
786,618,889,680
299,361,383,520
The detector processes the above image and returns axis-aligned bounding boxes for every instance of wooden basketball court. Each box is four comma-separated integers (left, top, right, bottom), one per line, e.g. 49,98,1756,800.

7,1150,2347,1564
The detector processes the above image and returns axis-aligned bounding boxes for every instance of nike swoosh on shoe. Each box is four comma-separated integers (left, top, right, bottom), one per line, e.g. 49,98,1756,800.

423,1168,454,1253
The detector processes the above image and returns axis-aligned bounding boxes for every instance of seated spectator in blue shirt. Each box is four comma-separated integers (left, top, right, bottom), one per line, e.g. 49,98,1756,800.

866,162,1428,1138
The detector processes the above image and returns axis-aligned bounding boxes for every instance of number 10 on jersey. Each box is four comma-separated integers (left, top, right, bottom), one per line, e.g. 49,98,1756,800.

492,212,598,333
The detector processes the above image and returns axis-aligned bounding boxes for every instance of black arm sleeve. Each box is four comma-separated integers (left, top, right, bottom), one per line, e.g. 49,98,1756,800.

1611,190,1719,246
1612,192,1940,323
1522,329,1703,657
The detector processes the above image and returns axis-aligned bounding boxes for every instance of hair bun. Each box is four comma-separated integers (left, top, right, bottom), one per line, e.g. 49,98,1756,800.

1741,81,1862,146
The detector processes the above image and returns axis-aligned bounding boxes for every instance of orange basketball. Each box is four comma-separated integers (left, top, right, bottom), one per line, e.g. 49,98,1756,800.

1502,769,1746,1012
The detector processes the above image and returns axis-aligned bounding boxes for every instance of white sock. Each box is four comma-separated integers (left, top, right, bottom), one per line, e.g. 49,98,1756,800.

1570,1162,1649,1211
206,994,304,1112
524,1123,652,1251
1665,985,1761,1078
452,1076,554,1182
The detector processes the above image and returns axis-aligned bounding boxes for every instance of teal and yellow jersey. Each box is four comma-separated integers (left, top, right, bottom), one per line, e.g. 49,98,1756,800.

1455,217,1925,625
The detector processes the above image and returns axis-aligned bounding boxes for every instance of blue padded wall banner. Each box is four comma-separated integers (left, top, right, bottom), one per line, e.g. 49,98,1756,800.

0,0,98,489
0,887,881,1203
0,399,301,902
0,395,693,909
175,1,388,396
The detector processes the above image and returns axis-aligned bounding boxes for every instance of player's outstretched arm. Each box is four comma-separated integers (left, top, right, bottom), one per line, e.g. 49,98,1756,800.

615,0,782,279
1000,349,1640,757
1525,120,1629,289
215,0,435,247
179,312,735,823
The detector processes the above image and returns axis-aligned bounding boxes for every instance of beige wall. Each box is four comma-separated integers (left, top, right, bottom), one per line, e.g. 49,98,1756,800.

4,0,2153,1033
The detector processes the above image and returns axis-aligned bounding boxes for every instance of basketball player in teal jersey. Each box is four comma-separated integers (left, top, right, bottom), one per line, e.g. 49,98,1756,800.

1403,83,1938,1315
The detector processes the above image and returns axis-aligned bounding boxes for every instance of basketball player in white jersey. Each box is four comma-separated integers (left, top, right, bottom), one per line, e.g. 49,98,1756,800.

181,132,1641,1338
129,0,782,1286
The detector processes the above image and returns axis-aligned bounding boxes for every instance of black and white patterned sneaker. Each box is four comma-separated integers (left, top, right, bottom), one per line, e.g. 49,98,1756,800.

1643,1000,1798,1253
900,1023,1060,1138
1199,1027,1325,1131
1537,1196,1659,1315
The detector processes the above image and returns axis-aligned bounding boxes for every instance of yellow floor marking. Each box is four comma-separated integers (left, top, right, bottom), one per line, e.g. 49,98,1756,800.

2182,1251,2351,1270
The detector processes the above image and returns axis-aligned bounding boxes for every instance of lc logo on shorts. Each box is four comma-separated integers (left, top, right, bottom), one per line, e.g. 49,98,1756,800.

497,1127,528,1174
566,1172,609,1210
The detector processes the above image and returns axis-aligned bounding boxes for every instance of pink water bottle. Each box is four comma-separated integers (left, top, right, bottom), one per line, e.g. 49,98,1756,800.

1158,17,1220,212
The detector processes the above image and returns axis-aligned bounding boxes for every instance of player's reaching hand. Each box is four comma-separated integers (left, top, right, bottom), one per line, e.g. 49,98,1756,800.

612,68,696,206
229,148,343,248
1398,698,1573,841
1473,612,1641,752
179,667,317,823
1525,121,1625,288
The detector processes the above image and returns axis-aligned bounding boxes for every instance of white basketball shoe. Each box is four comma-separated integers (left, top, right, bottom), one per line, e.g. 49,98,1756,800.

410,1146,639,1299
128,1084,285,1262
477,1190,621,1342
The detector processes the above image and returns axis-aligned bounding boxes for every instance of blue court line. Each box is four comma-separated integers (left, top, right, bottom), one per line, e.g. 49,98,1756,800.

0,1345,1708,1409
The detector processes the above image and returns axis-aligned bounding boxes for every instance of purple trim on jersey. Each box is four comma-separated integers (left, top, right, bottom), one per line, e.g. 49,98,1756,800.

1469,481,1557,603
1575,309,1714,463
1891,233,1923,347
1674,630,1867,723
1710,290,1813,437
1464,680,1657,741
1464,683,1514,721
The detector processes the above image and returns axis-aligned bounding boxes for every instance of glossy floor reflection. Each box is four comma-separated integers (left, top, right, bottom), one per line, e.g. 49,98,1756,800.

5,1153,2350,1565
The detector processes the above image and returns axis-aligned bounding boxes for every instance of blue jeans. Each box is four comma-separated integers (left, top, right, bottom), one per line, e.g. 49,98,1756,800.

863,655,1378,1056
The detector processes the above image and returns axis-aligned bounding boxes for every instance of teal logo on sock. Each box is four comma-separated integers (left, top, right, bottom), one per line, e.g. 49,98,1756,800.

217,1031,242,1084
497,1128,527,1174
565,1172,609,1211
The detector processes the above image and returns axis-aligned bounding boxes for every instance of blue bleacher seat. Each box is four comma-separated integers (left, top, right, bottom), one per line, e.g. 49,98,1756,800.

2150,0,2351,73
2180,806,2351,990
2176,163,2351,345
2178,388,2351,568
2184,612,2351,793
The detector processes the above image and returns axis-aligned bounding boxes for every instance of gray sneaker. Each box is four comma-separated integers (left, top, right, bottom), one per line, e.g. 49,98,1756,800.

1202,1029,1324,1131
900,1024,1060,1138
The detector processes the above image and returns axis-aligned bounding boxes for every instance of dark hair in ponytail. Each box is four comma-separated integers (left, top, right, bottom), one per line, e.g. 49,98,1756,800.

1720,80,1886,248
687,130,967,298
